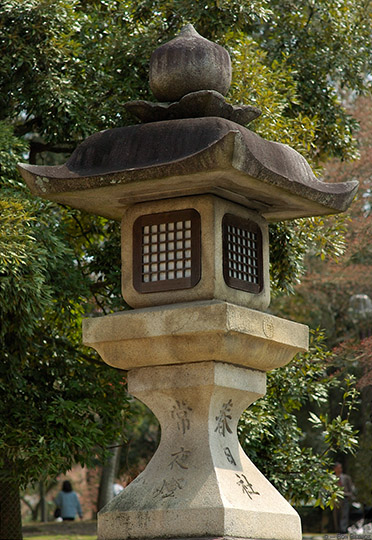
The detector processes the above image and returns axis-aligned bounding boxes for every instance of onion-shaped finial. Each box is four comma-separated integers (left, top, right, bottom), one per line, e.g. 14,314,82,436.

149,24,232,102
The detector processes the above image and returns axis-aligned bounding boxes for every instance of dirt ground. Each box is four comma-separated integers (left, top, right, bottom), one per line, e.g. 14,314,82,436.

22,520,97,537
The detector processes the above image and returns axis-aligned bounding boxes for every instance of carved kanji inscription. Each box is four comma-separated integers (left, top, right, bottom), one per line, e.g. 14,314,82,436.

215,398,233,436
171,400,192,434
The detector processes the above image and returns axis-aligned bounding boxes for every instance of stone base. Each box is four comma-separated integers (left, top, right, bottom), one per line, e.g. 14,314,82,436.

97,362,301,540
98,458,301,540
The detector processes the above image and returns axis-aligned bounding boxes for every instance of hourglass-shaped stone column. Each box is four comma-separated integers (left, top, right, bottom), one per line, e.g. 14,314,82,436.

99,361,301,540
84,302,308,540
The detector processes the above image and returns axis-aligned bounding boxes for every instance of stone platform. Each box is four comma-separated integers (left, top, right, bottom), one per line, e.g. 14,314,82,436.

83,300,308,372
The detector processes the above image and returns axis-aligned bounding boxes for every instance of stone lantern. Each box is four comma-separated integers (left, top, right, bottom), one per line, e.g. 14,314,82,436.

19,25,357,540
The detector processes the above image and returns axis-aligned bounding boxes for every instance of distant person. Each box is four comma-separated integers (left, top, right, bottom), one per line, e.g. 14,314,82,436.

54,480,83,521
113,481,124,497
333,462,354,533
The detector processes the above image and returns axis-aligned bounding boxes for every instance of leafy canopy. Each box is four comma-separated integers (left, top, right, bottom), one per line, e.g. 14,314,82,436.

0,122,129,490
240,331,359,507
271,96,372,505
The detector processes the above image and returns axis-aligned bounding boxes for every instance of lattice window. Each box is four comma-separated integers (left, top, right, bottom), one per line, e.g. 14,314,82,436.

222,214,263,293
133,209,201,293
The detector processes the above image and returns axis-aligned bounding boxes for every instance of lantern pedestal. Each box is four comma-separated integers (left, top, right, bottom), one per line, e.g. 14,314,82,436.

83,301,308,540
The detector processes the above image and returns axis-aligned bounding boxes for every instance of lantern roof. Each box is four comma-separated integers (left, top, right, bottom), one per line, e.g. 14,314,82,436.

18,25,357,222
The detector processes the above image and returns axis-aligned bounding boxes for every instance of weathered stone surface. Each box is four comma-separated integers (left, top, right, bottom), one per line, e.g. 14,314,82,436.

125,90,261,125
82,300,309,372
121,195,270,310
18,117,358,222
86,303,308,540
97,361,301,540
149,25,232,102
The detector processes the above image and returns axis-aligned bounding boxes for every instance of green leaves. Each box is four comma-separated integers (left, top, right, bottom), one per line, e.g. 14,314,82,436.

269,214,349,295
238,330,359,507
0,351,129,487
259,0,372,162
0,142,129,489
0,193,51,341
2,0,369,161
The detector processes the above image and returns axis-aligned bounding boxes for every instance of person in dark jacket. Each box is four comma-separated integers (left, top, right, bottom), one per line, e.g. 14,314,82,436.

54,480,83,521
333,462,355,533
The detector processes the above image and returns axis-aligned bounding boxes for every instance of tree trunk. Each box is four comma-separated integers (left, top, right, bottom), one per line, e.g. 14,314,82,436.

0,478,22,540
39,481,47,522
97,444,121,511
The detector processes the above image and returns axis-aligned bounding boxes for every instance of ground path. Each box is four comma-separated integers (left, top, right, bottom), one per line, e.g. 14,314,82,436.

22,523,352,540
22,519,97,537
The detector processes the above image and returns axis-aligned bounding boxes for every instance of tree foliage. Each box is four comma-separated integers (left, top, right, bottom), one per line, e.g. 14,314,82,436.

271,95,372,505
0,122,129,539
239,330,359,508
275,97,372,340
257,0,372,162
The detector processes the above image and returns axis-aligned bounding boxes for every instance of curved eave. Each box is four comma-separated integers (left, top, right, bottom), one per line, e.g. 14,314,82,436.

17,117,358,222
